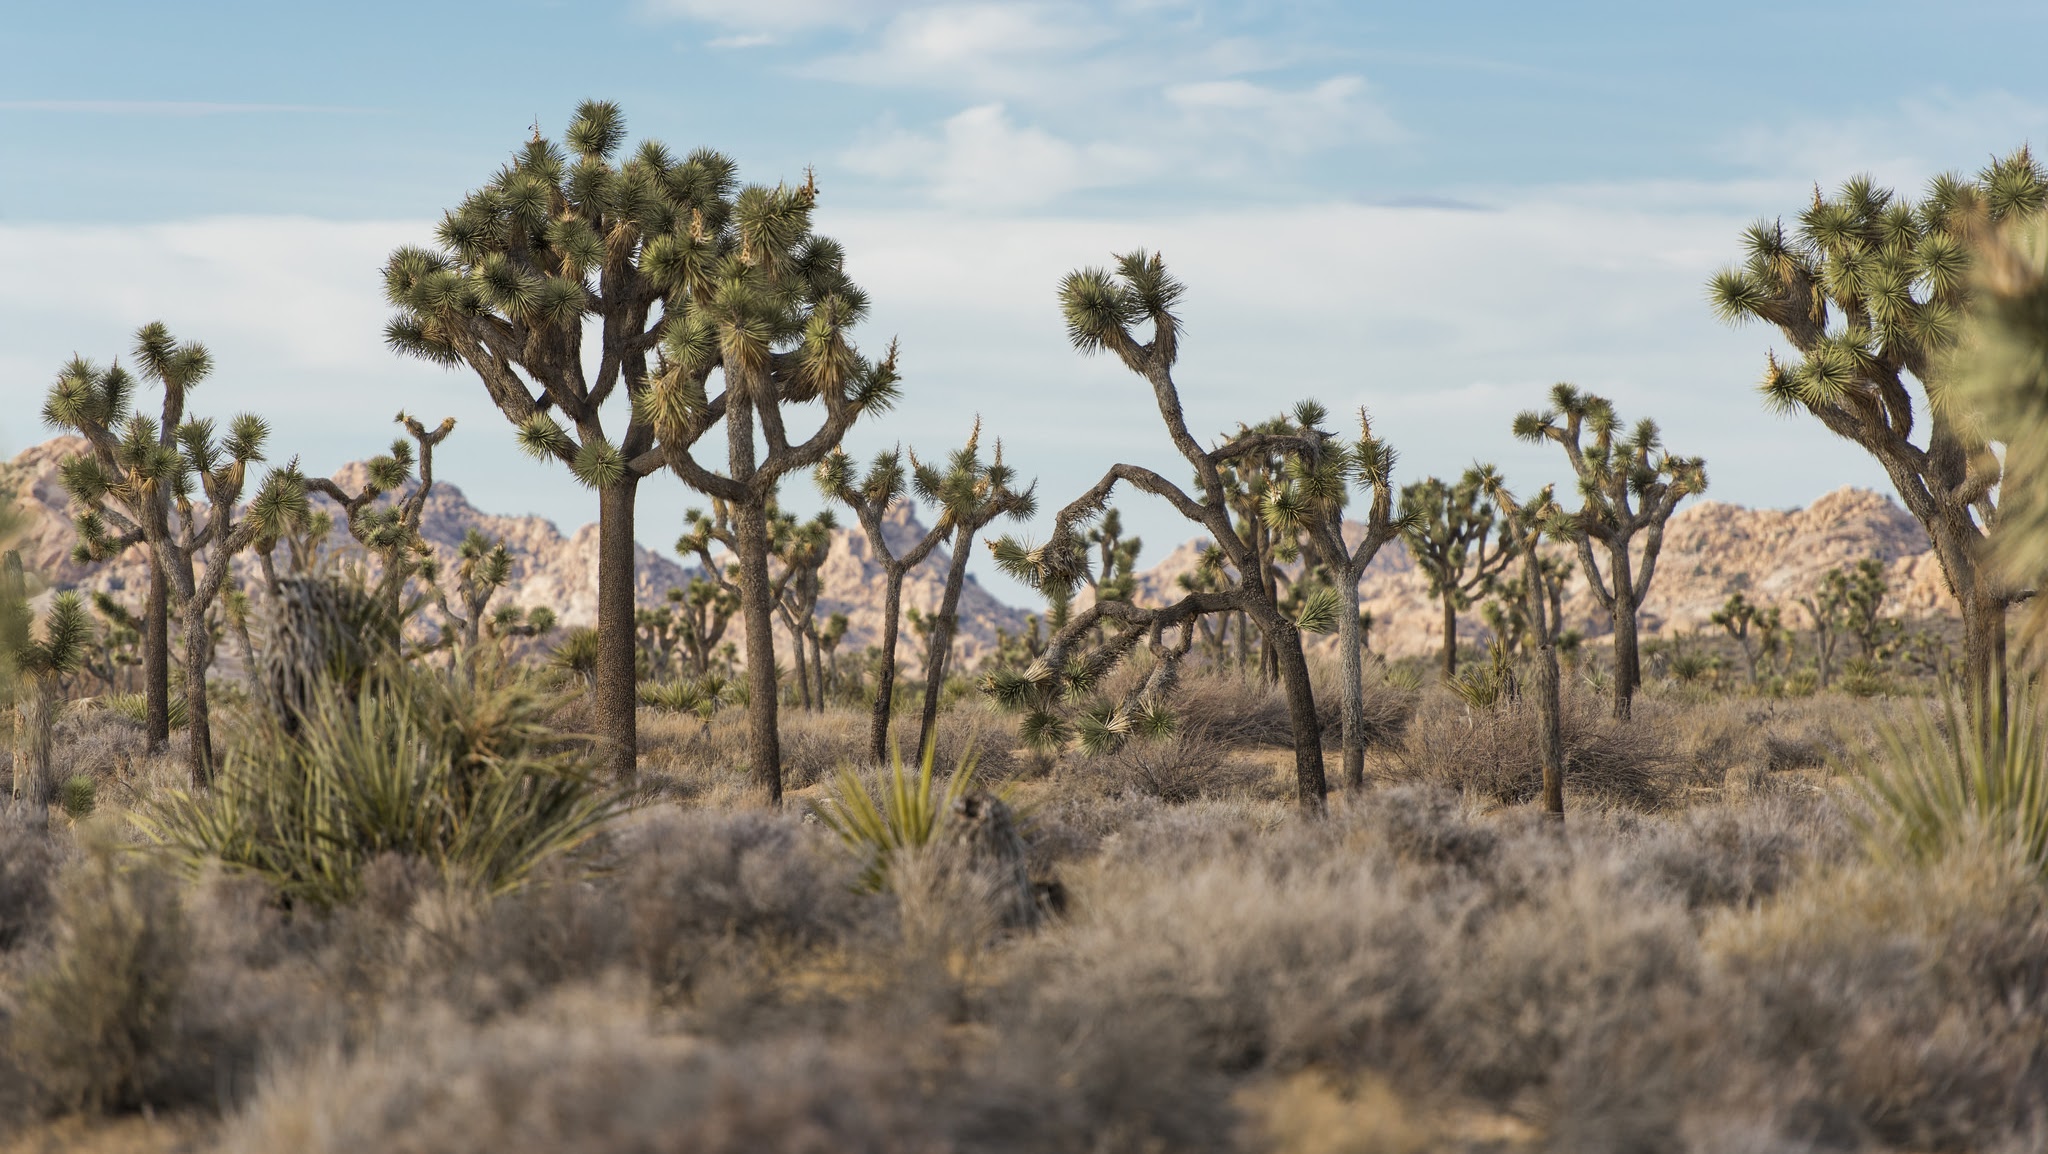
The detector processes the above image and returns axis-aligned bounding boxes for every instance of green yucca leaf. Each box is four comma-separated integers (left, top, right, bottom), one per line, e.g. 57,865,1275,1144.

1708,268,1772,322
1294,584,1343,634
1059,267,1135,353
515,413,575,463
571,435,626,489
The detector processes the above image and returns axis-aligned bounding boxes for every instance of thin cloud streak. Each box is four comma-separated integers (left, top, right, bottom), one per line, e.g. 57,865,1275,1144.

0,100,366,115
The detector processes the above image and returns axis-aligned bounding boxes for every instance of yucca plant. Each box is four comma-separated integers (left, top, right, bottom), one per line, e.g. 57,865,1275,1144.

1860,691,2048,877
810,745,980,893
138,664,615,910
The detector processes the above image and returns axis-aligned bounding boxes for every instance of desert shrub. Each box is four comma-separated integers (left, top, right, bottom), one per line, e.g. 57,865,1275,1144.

217,990,959,1154
1166,665,1407,750
1361,785,1500,873
98,692,187,730
141,665,615,909
618,809,867,996
1638,800,1817,910
0,805,63,950
1707,849,2048,1151
1387,690,1674,809
1096,729,1275,802
6,841,207,1114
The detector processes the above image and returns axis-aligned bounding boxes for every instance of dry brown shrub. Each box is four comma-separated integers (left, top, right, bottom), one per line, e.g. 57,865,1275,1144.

1384,688,1677,809
1095,730,1278,803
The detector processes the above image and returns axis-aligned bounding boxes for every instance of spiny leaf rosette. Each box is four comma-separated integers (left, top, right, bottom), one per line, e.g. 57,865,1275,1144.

1709,148,2046,728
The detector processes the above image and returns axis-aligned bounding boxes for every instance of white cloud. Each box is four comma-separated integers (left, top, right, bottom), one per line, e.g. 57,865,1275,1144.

843,104,1152,208
637,0,909,33
810,2,1114,97
1723,90,2048,190
1165,75,1402,152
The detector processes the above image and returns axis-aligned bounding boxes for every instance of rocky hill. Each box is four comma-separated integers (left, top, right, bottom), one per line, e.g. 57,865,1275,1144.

1122,487,1956,660
0,437,1026,666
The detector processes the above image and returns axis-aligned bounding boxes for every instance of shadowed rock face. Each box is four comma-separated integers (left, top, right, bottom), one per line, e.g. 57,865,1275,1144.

1115,487,1954,660
4,435,1947,667
0,438,1026,666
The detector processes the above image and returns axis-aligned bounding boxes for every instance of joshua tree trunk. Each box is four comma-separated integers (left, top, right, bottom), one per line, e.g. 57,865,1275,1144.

917,541,975,759
1533,629,1564,821
144,555,170,752
1964,576,2009,742
870,574,908,764
809,626,826,709
1440,594,1459,679
734,500,784,805
595,479,641,784
1265,610,1328,812
180,600,215,783
14,681,57,805
1337,579,1369,790
1607,541,1641,720
791,626,814,710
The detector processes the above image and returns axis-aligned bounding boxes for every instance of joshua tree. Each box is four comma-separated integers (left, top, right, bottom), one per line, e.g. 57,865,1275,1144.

1708,150,2047,728
1216,416,1299,681
1798,567,1853,689
305,412,456,617
770,512,835,712
383,101,702,782
1711,592,1776,687
646,166,901,805
433,528,514,655
669,576,739,677
164,414,307,781
42,324,212,752
1400,469,1516,679
990,252,1333,812
1838,557,1896,659
1475,470,1568,822
817,445,950,763
1514,384,1706,719
1261,406,1406,789
3,555,89,804
47,327,305,780
1482,553,1572,658
910,423,1035,759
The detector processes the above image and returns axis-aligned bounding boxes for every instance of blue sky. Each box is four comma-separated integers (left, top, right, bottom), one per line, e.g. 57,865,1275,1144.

5,1,2047,604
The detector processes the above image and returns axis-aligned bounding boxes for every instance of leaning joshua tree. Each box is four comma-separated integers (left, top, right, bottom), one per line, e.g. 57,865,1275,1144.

818,445,950,763
989,251,1334,813
1709,149,2047,727
42,323,207,753
1399,469,1516,679
1476,468,1568,821
1513,383,1706,720
645,169,901,805
1260,405,1406,789
383,101,704,782
910,423,1035,759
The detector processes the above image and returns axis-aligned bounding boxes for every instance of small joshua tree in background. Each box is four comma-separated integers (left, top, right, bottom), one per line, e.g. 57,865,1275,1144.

1400,469,1516,680
1515,383,1706,720
908,422,1035,759
818,446,950,763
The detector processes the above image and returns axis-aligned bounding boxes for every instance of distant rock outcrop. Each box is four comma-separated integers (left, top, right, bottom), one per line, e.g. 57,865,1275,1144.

1,435,1952,668
1119,487,1956,660
0,437,1027,666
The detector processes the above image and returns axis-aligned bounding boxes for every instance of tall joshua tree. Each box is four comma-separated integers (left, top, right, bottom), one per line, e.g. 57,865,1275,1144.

1476,469,1568,821
305,412,456,617
383,101,708,782
1399,469,1516,679
646,171,901,805
771,512,835,712
1709,150,2047,727
818,445,950,763
1513,383,1706,720
991,252,1334,813
910,423,1035,759
42,324,209,752
1261,406,1405,789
